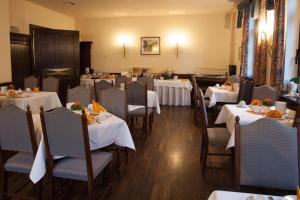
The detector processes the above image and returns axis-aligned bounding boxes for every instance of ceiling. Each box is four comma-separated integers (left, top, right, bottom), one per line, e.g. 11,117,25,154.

27,0,235,18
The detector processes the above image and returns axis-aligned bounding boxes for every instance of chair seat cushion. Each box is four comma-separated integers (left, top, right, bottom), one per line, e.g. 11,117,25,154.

4,152,34,174
207,128,230,146
53,151,112,181
128,107,153,116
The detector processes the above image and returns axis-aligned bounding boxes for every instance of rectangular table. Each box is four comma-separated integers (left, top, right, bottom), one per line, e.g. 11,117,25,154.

128,90,161,114
30,112,135,183
204,86,238,108
208,190,293,200
215,104,294,149
80,78,115,88
0,92,62,113
154,79,192,106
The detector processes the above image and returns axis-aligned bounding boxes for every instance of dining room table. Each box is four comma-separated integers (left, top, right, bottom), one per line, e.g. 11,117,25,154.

0,91,62,113
154,79,192,106
80,77,115,88
204,86,238,108
215,104,295,149
208,190,296,200
29,110,135,184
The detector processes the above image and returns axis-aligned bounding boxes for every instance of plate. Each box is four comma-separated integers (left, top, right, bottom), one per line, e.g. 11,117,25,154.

247,195,267,200
236,105,248,108
282,195,296,200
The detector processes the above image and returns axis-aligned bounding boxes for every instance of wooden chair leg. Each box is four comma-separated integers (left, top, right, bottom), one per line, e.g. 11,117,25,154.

144,116,148,139
116,149,121,178
125,147,128,164
87,179,94,200
35,181,42,200
1,171,8,200
49,174,54,200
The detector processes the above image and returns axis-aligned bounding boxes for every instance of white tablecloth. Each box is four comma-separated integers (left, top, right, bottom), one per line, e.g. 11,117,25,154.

128,90,161,114
80,78,115,88
154,79,192,106
208,190,292,200
215,105,294,149
29,113,135,183
0,92,62,113
204,87,238,108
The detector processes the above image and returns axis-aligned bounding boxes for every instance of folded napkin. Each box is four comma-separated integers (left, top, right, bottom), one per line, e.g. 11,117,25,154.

92,100,107,113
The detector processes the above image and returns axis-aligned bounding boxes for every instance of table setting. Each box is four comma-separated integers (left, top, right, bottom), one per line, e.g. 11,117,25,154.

204,83,239,108
0,86,62,113
29,100,135,183
215,98,295,149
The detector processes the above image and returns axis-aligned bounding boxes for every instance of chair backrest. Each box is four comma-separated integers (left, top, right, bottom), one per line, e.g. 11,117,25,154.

127,81,147,106
95,80,113,101
237,78,254,104
138,76,154,90
227,75,240,84
0,105,37,154
42,76,59,92
197,89,209,144
235,117,299,191
24,76,38,90
252,85,277,102
40,107,89,158
115,76,131,88
99,87,127,120
191,75,198,102
67,86,93,107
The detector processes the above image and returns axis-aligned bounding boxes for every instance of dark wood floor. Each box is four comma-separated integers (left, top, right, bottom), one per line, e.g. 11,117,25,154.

3,106,234,200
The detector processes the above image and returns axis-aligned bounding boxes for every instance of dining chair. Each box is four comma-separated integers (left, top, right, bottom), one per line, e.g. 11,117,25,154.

67,85,94,107
115,75,131,88
0,105,41,200
234,117,300,191
94,80,113,102
198,89,231,175
237,78,255,105
227,75,240,84
40,107,113,200
42,76,59,93
99,87,129,164
24,76,38,90
127,81,153,139
137,76,154,91
252,85,277,102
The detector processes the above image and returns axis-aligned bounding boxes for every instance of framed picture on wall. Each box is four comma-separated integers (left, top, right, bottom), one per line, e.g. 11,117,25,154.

140,37,160,55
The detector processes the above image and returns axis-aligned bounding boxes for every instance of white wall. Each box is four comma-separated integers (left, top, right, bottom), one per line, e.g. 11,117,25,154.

76,14,231,74
0,0,12,83
284,0,300,83
9,0,75,34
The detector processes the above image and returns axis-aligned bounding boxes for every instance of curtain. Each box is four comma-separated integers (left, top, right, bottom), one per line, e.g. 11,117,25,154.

253,0,268,85
241,7,250,76
270,0,285,87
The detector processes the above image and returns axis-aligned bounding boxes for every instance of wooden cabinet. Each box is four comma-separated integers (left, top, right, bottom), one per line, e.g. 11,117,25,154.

80,41,93,74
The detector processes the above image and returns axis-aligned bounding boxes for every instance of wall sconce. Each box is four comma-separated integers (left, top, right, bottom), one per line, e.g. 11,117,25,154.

116,34,133,58
168,32,187,59
259,10,274,56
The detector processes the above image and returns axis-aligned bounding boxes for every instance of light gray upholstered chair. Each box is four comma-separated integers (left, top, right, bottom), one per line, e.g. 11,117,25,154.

127,81,153,139
115,75,131,88
95,80,113,102
99,87,127,121
235,117,299,191
42,76,59,92
24,76,38,90
227,75,240,84
198,89,231,175
137,76,154,90
40,107,112,200
0,105,41,200
252,85,277,102
67,86,93,107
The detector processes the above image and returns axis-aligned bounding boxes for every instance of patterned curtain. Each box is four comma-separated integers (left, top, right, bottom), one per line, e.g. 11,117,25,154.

241,7,250,76
253,0,268,85
270,0,285,87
